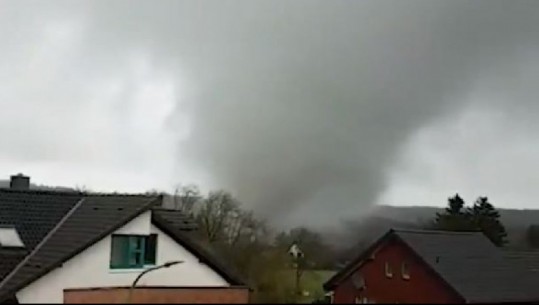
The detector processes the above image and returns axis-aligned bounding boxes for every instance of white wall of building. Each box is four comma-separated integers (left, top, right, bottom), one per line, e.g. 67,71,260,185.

16,211,229,304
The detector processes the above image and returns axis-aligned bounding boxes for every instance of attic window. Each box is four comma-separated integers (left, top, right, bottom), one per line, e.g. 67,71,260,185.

401,261,410,280
110,234,157,269
384,262,393,278
0,227,25,248
355,297,370,304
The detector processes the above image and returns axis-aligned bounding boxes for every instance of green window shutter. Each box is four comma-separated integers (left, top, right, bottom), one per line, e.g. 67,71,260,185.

110,235,130,268
128,236,145,268
144,234,157,265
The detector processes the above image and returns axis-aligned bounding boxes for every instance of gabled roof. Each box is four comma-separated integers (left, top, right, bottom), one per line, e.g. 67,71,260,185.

0,190,246,302
324,229,539,303
152,208,245,286
0,189,83,280
0,194,159,301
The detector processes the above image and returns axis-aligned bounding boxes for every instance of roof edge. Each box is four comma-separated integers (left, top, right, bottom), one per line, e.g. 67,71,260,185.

151,212,247,287
0,196,162,302
0,198,86,291
323,229,395,291
323,228,467,302
392,228,483,235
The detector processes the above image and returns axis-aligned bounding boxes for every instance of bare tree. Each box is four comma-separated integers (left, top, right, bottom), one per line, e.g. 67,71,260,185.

226,210,264,246
173,184,202,215
197,190,240,243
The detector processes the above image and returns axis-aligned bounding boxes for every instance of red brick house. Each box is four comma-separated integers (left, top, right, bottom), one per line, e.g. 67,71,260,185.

324,229,539,304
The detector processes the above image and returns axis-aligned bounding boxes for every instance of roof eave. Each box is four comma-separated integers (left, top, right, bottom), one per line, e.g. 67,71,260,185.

323,229,396,291
151,212,247,288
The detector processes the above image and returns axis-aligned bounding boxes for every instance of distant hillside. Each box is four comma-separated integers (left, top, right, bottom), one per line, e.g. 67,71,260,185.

373,205,539,228
323,204,539,265
352,205,539,248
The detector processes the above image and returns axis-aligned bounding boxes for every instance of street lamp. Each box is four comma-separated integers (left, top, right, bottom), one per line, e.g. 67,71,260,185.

127,260,183,303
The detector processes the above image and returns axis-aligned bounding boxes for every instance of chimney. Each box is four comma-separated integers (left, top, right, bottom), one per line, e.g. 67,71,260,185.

10,174,30,190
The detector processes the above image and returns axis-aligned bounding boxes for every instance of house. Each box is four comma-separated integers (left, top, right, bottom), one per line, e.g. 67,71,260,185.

0,174,249,304
323,228,539,304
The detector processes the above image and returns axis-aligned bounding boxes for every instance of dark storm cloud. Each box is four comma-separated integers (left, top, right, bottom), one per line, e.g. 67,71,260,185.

161,1,539,225
2,1,539,225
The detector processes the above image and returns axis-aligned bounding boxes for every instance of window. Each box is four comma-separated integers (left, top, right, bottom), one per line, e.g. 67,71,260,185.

401,261,410,279
384,262,393,278
0,226,24,248
110,234,157,269
355,297,369,304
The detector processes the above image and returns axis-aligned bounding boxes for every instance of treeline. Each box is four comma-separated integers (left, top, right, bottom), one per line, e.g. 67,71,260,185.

162,186,539,303
165,185,335,303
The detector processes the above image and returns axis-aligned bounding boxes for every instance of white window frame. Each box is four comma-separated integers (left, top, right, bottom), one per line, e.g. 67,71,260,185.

384,262,393,278
401,261,410,280
328,292,334,304
355,297,373,304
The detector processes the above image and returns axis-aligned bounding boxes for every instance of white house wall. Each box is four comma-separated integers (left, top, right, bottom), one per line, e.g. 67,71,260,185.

16,211,229,304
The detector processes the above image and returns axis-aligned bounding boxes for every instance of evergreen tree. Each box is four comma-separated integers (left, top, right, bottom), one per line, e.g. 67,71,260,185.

434,194,474,232
470,197,508,246
446,193,465,214
432,194,508,247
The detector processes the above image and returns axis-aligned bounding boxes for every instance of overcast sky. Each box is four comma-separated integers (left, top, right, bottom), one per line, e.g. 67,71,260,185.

1,1,539,226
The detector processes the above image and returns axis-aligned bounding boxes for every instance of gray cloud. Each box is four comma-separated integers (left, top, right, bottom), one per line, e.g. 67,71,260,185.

1,1,539,227
166,1,539,226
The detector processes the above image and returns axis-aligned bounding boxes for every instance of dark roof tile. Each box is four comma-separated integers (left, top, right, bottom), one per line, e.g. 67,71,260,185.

0,189,82,281
0,195,159,300
393,229,539,303
151,210,246,286
504,250,539,271
152,208,198,231
0,189,82,250
0,190,246,300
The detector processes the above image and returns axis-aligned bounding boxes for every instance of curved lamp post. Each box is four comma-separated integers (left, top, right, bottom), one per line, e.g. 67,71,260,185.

127,260,183,303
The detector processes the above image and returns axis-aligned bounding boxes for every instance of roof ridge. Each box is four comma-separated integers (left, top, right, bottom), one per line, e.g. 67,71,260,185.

392,228,483,236
0,188,83,196
85,193,159,198
0,188,160,198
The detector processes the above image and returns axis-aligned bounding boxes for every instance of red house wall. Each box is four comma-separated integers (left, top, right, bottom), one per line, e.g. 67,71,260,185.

333,238,463,304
